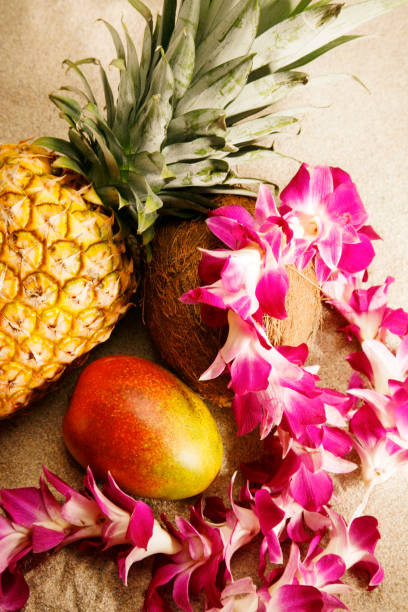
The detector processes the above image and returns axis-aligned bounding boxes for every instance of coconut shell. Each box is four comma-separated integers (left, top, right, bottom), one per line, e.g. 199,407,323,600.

143,195,322,407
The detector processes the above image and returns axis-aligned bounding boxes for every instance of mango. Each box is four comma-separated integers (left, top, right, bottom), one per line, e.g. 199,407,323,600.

62,355,223,500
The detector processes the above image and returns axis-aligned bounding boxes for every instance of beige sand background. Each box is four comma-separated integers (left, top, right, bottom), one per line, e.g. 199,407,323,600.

1,1,408,610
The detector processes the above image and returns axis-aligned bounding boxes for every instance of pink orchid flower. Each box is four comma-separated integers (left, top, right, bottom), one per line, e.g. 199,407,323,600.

348,378,408,448
280,427,357,477
145,503,225,612
206,577,259,612
181,184,290,323
348,337,408,395
199,310,273,394
323,274,408,341
322,508,384,589
350,404,408,486
280,164,377,282
233,360,325,440
262,543,347,611
42,468,105,545
0,478,70,554
82,470,181,586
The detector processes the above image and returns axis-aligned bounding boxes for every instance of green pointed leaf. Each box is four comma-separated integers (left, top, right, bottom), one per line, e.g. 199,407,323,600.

277,34,363,72
223,146,284,164
175,55,253,116
98,19,125,60
167,28,196,101
93,60,116,127
52,156,87,177
227,113,298,144
81,116,121,182
34,137,82,163
166,159,229,187
173,0,201,39
49,94,81,124
130,151,174,191
110,58,126,71
142,224,156,246
62,59,97,104
197,0,211,43
162,136,231,163
68,128,104,171
132,96,168,154
83,104,126,166
122,18,141,105
59,85,92,104
131,52,174,153
114,70,139,146
253,0,408,72
199,0,243,42
158,0,177,51
226,70,308,117
194,0,259,77
139,21,153,97
258,0,313,35
144,185,164,215
166,109,227,144
128,0,153,29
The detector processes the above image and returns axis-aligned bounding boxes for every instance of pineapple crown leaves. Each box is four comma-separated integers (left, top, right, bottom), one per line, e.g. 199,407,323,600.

35,0,407,245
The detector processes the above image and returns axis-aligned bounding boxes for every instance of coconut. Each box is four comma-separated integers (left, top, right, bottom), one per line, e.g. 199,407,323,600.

143,195,322,407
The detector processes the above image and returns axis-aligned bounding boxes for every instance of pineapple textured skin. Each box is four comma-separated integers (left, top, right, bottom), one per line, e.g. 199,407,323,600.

0,143,136,417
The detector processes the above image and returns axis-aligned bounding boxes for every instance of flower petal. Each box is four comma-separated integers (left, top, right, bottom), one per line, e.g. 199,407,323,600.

0,569,30,612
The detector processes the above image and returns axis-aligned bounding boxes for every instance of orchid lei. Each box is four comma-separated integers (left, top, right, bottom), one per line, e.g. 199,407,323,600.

2,164,408,611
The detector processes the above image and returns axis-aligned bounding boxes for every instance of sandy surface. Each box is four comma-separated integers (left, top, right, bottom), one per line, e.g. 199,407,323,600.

1,1,408,610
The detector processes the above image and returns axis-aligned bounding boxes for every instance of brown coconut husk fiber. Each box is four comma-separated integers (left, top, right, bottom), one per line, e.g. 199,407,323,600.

143,195,322,407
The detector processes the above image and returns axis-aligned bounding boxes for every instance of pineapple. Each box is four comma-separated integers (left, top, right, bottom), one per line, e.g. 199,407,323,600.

0,143,135,417
1,0,405,416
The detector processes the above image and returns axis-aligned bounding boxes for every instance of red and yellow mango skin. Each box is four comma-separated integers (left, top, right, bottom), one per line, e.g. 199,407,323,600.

62,356,223,500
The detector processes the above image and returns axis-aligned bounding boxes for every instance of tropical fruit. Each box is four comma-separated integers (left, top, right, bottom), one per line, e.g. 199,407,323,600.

144,195,321,407
63,355,223,499
1,0,404,415
0,143,135,417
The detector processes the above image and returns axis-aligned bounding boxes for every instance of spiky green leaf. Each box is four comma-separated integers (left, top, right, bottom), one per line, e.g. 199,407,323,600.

98,19,125,60
166,109,227,144
226,70,308,117
34,137,82,163
223,146,285,164
62,59,97,104
68,128,104,172
128,0,153,29
162,136,235,163
49,94,81,123
175,55,253,116
194,0,259,76
278,34,363,72
199,0,243,42
166,28,196,101
227,114,298,144
52,156,87,176
258,0,314,35
252,0,408,72
139,20,153,97
122,18,141,105
130,151,174,191
158,0,177,50
166,158,229,187
131,52,174,153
